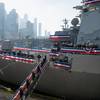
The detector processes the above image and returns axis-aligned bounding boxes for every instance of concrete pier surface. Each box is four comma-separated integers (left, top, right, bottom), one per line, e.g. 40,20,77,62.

0,85,13,100
0,85,60,100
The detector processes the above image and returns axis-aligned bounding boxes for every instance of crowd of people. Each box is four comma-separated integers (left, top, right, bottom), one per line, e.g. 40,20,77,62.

0,50,45,61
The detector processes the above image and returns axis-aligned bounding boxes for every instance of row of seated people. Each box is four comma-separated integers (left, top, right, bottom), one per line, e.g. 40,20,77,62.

55,56,69,63
0,50,36,59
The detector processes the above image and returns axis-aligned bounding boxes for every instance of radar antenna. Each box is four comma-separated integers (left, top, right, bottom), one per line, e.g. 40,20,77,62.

63,18,68,29
71,18,79,26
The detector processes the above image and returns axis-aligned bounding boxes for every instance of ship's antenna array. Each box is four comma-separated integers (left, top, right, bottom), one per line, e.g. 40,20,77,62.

63,18,68,29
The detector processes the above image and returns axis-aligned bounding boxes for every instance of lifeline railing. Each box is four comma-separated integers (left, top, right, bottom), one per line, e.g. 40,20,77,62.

12,56,48,100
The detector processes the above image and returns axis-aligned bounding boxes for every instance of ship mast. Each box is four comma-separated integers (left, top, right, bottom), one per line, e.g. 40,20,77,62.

61,18,68,31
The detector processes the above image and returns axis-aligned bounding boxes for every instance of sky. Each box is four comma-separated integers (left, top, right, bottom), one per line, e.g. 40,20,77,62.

0,0,81,34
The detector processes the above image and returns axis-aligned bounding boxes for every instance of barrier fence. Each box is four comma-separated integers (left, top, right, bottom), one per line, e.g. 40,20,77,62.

12,56,48,100
0,55,36,64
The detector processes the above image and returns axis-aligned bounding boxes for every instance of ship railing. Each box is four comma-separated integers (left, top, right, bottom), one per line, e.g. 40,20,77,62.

12,56,49,100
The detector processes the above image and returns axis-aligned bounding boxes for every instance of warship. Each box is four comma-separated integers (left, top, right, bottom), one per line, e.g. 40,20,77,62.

35,0,100,99
0,0,100,99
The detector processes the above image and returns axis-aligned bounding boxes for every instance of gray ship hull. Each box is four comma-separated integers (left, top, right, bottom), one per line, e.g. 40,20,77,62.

35,54,100,99
0,58,37,85
0,54,100,98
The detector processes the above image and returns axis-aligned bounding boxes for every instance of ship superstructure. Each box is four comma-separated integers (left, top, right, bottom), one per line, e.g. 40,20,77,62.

49,18,79,48
50,0,100,49
77,0,100,48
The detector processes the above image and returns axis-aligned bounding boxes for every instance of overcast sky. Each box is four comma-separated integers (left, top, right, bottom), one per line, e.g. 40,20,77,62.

0,0,81,34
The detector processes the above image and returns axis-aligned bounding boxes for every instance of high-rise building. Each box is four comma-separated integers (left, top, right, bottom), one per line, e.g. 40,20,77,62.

18,14,29,39
26,20,33,37
38,23,42,37
6,9,18,39
44,30,50,38
19,14,28,29
0,3,6,40
18,20,34,39
33,18,37,38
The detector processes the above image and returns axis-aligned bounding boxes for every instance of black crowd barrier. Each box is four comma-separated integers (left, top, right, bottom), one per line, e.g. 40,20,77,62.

12,56,48,100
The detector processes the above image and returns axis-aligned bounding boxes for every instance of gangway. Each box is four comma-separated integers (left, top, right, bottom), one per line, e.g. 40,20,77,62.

12,56,49,100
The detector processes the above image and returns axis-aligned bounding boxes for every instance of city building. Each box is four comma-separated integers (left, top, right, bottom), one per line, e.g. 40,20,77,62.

26,20,34,38
33,18,37,38
38,22,42,37
19,14,28,29
18,14,29,39
6,9,18,39
0,3,6,40
19,20,34,39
